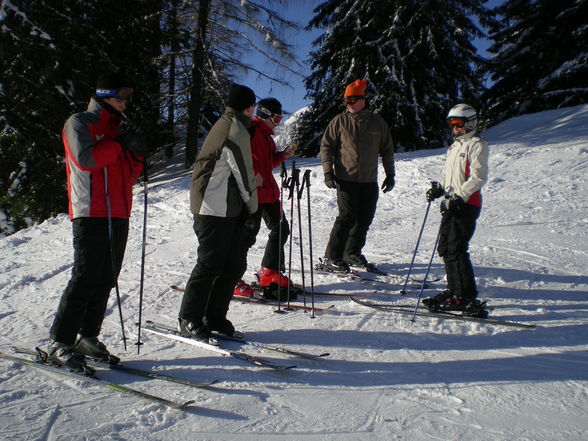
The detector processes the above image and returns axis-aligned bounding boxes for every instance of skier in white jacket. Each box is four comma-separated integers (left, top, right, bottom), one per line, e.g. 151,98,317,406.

423,104,489,317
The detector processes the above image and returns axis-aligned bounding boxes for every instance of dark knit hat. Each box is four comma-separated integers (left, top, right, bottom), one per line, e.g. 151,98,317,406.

256,98,282,118
96,72,130,92
227,84,256,111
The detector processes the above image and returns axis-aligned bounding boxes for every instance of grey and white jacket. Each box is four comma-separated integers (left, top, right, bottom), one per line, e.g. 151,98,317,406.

190,107,258,217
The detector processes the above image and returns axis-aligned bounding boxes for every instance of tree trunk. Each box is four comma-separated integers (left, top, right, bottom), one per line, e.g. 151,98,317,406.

185,0,210,168
166,0,178,159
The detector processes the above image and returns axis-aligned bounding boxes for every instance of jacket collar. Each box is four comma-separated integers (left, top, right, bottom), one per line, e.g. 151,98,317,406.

252,117,274,135
88,97,123,125
454,130,477,144
226,106,252,129
347,108,371,120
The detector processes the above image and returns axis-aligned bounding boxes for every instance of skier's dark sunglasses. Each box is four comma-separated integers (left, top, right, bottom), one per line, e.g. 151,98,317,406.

344,96,364,105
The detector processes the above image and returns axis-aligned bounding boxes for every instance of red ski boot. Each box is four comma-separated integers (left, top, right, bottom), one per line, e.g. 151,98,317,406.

233,280,254,297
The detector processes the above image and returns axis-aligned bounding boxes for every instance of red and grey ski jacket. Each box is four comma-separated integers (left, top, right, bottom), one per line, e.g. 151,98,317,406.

442,131,489,207
250,117,286,204
62,98,144,220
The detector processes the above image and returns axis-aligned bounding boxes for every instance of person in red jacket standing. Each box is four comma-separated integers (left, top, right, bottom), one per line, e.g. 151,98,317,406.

47,72,145,371
233,98,296,299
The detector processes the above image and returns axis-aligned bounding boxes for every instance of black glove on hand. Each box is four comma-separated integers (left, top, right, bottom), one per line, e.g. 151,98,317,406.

447,195,465,214
118,130,147,157
426,181,445,202
324,171,337,189
381,175,395,193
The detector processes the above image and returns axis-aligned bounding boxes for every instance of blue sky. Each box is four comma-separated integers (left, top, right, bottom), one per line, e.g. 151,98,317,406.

244,0,504,115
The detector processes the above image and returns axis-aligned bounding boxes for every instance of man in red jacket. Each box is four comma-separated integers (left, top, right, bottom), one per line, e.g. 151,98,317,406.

48,73,145,371
233,98,296,299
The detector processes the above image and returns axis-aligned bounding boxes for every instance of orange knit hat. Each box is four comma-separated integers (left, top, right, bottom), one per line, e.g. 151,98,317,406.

344,79,367,97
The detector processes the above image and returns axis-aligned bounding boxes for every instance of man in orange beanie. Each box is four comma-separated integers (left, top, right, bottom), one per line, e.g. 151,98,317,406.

318,79,395,273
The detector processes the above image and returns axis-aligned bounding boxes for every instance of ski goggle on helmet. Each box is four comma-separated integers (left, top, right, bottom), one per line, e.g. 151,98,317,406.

95,87,134,102
447,103,477,131
257,106,283,124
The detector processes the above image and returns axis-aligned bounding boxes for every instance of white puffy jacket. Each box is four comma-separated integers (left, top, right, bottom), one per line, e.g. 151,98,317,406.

441,131,489,207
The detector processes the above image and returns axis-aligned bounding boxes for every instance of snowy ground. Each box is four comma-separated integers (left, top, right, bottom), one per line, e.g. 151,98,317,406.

1,105,587,441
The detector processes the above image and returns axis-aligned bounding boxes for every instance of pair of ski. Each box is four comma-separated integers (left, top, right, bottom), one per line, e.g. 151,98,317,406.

1,347,215,411
350,297,536,329
313,259,434,290
143,321,329,371
170,284,340,312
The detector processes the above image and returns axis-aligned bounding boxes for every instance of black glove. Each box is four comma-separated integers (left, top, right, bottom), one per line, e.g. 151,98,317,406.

381,175,395,193
324,171,337,189
426,181,445,202
118,130,146,157
447,195,465,214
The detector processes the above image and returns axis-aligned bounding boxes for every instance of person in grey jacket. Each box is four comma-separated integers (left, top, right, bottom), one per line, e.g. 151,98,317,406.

319,79,395,272
423,103,489,317
178,84,258,342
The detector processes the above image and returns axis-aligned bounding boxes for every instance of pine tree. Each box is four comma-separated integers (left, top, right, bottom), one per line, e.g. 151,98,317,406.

484,0,588,124
296,0,489,155
0,0,162,236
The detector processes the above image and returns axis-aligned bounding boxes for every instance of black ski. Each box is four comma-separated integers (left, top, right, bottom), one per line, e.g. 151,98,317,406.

143,322,297,371
13,347,219,390
0,349,195,410
211,333,330,360
350,297,536,329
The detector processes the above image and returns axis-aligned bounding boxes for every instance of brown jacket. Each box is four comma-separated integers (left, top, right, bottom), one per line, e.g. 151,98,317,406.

320,109,395,183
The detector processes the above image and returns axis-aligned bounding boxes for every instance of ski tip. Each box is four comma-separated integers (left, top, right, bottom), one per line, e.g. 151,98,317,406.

177,399,196,409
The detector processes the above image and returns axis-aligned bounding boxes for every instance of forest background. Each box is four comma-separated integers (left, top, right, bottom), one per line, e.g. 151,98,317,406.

1,0,586,236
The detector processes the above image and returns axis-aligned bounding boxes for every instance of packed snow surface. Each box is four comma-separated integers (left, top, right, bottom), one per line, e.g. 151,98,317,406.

1,105,587,440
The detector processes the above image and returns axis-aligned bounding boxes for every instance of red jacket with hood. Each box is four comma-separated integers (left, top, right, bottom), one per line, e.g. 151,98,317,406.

62,98,144,220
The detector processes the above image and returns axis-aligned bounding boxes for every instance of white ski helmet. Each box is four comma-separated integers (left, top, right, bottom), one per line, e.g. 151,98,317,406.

447,103,477,131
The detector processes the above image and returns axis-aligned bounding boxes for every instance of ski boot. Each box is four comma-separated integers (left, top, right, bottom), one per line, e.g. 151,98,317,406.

316,257,351,273
422,290,453,311
204,317,243,338
234,280,255,298
460,299,489,318
177,318,213,344
75,335,120,365
258,267,297,300
47,341,90,373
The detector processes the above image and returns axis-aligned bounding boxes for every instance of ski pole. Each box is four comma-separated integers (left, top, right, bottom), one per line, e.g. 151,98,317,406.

295,168,307,309
410,221,442,323
400,201,432,295
302,170,316,318
104,168,128,350
285,163,299,310
275,162,288,314
135,161,148,354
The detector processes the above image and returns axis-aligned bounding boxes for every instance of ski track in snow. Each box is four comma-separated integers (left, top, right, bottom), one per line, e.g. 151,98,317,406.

0,105,588,440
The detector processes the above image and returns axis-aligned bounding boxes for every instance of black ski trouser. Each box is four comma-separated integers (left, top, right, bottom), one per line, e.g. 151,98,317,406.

50,217,128,344
179,212,257,325
437,204,481,300
250,200,289,271
324,180,379,261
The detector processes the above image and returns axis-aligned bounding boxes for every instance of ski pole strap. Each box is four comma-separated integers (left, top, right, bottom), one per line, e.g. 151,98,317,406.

288,164,300,200
298,169,311,199
280,161,288,186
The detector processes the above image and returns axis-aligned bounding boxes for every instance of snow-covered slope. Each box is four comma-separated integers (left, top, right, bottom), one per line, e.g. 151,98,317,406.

1,105,587,441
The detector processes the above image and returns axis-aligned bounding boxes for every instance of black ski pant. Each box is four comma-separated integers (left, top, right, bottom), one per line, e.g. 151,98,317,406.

50,217,128,344
179,212,257,326
248,200,289,271
324,180,379,261
437,204,481,300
